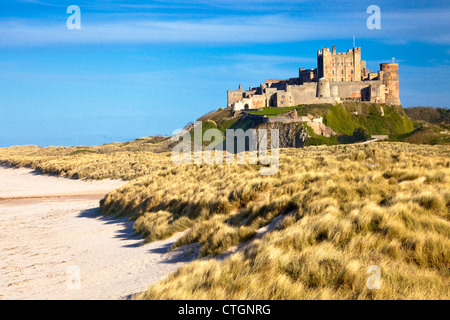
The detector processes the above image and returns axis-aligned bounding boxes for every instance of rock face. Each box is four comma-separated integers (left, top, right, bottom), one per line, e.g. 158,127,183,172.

307,121,335,137
256,122,308,148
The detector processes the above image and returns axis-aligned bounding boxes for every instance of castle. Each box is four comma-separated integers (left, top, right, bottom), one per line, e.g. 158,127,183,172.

228,46,401,111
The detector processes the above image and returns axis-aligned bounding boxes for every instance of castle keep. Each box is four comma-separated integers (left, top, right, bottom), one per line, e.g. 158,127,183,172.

228,46,401,111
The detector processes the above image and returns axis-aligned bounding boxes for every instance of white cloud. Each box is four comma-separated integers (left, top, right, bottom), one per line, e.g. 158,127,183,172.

0,14,362,46
0,7,449,46
228,54,315,65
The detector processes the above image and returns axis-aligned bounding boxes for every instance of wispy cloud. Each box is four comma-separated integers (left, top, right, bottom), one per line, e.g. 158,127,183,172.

0,14,348,46
19,0,66,7
229,54,315,64
0,5,449,46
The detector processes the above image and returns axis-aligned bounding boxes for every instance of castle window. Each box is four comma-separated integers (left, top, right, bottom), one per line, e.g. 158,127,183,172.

332,70,334,74
341,70,344,74
341,78,344,81
351,70,353,74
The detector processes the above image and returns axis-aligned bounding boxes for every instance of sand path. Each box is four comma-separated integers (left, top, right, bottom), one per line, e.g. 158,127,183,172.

0,166,197,300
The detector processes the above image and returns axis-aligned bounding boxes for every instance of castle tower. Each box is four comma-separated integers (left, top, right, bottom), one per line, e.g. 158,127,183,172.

317,48,331,80
353,47,362,81
317,77,331,98
380,63,401,105
318,46,363,82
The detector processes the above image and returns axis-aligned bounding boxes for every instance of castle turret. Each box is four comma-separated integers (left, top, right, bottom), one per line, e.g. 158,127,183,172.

380,63,401,105
317,77,331,98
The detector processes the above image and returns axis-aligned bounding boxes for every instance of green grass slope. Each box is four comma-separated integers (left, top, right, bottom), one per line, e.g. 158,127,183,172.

323,103,414,136
193,103,415,147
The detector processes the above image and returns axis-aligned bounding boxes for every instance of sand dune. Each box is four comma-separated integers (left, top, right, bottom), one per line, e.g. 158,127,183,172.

0,167,197,300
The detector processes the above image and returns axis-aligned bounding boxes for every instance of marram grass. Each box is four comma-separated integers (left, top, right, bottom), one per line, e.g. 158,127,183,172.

1,142,449,299
101,142,450,300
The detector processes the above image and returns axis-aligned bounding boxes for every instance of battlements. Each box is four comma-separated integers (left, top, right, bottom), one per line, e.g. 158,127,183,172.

318,46,361,56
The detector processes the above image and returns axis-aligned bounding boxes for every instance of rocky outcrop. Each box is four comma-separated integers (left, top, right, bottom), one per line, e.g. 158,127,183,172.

256,122,308,148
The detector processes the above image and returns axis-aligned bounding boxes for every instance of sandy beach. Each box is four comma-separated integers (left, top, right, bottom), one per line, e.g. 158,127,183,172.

0,166,198,300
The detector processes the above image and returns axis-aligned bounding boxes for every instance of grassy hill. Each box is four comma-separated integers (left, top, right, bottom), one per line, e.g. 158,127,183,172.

384,107,450,145
199,102,415,147
405,107,450,124
323,103,414,136
389,122,450,145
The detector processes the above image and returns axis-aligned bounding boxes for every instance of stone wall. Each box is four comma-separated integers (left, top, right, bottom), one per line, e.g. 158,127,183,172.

280,80,374,106
227,89,244,107
308,121,335,137
242,112,302,124
330,80,381,101
287,83,317,105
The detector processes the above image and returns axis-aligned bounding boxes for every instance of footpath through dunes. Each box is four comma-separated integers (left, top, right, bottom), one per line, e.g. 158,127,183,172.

0,166,198,300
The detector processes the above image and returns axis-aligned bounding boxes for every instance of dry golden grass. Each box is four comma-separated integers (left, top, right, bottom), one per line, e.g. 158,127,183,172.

0,137,173,180
102,142,450,299
1,141,449,299
130,143,448,300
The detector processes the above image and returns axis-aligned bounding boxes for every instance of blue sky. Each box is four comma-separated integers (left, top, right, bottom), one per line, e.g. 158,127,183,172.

0,0,449,147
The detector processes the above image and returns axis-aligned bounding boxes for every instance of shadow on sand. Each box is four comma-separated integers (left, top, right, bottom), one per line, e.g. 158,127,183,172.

77,208,143,248
77,207,201,264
